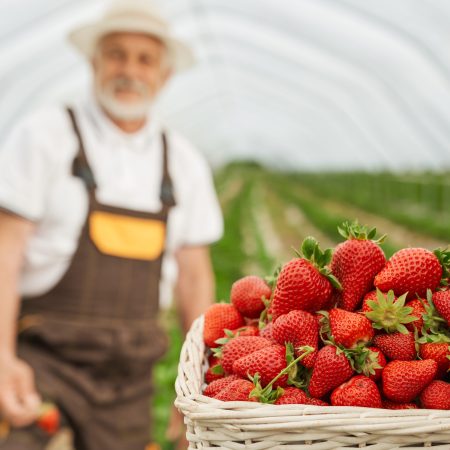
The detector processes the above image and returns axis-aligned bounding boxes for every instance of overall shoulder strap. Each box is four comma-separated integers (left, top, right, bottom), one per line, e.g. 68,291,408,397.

160,132,176,208
66,107,97,191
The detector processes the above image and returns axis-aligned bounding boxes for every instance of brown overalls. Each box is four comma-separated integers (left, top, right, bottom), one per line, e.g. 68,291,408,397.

1,108,175,450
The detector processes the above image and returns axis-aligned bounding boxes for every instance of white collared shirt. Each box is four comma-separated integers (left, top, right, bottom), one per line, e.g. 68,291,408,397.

0,94,223,307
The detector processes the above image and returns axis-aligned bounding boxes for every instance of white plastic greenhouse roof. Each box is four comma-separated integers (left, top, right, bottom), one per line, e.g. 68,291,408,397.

1,0,450,171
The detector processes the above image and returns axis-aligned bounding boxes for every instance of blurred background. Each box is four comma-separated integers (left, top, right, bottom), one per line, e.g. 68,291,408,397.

1,0,450,448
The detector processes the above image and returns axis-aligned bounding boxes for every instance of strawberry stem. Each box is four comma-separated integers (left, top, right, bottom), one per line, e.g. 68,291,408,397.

257,346,313,398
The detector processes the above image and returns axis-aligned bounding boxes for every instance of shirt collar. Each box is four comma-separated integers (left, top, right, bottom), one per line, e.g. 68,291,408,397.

84,92,160,152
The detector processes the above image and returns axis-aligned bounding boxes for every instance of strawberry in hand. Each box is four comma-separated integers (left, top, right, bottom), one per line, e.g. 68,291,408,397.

36,402,60,435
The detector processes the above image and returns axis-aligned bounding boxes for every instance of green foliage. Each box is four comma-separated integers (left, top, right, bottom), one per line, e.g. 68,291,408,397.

293,171,450,242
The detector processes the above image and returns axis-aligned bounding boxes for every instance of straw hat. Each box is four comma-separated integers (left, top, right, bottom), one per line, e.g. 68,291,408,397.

68,0,195,71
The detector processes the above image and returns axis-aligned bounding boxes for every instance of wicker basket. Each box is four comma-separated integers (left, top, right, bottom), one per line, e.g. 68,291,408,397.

175,316,450,449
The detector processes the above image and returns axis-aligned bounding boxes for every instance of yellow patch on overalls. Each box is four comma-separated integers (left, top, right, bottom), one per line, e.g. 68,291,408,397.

89,210,165,260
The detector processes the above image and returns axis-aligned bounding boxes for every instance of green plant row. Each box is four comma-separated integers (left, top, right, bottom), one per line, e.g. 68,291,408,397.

292,172,450,242
269,172,400,258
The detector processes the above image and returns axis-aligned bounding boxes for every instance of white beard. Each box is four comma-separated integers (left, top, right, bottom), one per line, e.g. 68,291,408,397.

95,78,153,121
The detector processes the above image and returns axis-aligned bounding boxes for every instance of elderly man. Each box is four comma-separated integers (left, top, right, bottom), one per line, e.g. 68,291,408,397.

0,1,222,449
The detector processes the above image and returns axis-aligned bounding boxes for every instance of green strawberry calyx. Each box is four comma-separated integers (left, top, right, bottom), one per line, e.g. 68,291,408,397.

416,331,450,345
264,264,282,291
258,297,273,330
210,364,225,375
365,289,416,334
249,344,314,403
422,289,449,336
317,310,335,345
337,220,386,244
433,247,450,287
214,328,240,347
294,237,342,291
345,346,383,376
259,266,280,328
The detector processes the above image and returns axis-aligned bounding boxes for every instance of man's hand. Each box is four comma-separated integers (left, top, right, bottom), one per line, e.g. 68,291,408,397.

175,245,215,334
0,211,38,428
0,355,41,427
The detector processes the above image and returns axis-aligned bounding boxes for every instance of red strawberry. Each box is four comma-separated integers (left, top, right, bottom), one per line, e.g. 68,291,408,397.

232,344,292,388
362,290,383,313
307,397,329,406
331,375,382,408
328,308,374,349
382,400,418,410
259,321,275,341
203,303,244,348
321,290,339,311
205,355,224,384
432,290,450,326
373,332,416,361
382,359,437,402
275,387,328,406
214,379,257,402
419,342,450,379
203,375,240,397
309,345,354,399
271,237,340,319
231,275,271,319
275,387,309,405
331,221,386,311
374,248,442,299
37,403,60,435
220,336,273,374
419,380,450,409
272,310,319,368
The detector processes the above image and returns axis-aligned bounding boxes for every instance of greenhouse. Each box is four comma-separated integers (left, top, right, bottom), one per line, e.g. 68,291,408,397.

1,1,450,450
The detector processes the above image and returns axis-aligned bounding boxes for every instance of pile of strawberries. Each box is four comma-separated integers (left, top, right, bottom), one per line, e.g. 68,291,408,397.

202,221,450,409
